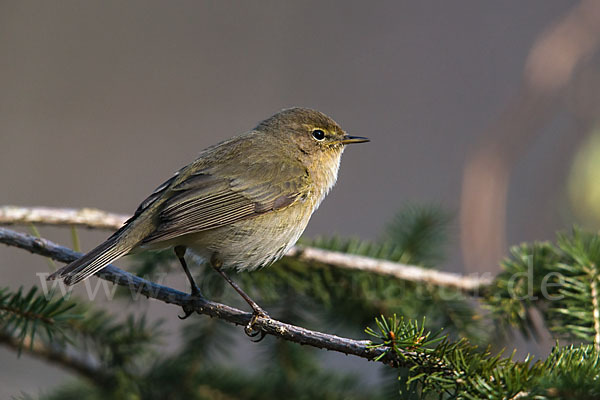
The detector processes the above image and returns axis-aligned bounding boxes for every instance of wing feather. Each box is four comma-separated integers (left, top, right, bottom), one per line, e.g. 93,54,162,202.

141,162,310,244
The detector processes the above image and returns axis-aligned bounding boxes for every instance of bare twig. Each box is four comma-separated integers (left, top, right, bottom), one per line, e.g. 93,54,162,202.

0,206,492,292
0,227,404,367
287,246,490,293
0,206,127,230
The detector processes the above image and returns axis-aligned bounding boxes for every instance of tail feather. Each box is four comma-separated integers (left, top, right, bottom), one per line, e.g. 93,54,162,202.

47,237,130,285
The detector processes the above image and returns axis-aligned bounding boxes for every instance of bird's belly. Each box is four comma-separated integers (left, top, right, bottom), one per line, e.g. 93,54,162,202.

184,203,313,271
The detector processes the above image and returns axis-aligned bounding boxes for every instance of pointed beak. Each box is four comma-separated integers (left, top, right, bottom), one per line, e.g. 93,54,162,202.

340,136,370,145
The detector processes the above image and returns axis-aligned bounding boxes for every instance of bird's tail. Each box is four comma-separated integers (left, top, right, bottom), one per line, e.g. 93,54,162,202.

47,236,131,285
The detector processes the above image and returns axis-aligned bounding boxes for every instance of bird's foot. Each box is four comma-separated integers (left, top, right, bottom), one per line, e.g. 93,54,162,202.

207,258,269,341
178,285,204,320
244,307,270,342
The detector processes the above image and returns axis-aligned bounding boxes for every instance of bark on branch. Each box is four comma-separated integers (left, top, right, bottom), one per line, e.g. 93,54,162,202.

0,227,404,367
0,206,492,293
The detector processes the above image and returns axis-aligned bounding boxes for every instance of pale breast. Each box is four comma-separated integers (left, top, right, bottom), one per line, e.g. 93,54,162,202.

185,199,315,271
179,147,342,271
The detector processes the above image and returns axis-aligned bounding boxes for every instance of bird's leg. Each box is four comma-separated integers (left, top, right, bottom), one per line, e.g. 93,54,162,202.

210,254,268,341
210,255,268,316
175,246,204,319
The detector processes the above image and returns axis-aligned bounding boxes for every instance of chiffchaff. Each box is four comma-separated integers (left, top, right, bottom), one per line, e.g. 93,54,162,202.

48,108,368,323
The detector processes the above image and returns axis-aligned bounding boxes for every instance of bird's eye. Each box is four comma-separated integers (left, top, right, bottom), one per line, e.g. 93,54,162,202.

312,129,326,141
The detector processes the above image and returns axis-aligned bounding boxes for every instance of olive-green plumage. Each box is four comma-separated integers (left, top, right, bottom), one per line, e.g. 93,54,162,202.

48,108,368,286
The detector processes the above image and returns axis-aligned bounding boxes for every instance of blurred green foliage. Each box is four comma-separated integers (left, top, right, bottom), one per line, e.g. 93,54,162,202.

3,207,600,399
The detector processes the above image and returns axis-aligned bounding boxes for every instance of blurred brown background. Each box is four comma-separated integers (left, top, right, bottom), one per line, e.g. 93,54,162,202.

3,0,600,397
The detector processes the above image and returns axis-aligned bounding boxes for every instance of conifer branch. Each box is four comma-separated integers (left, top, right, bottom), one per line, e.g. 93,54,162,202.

0,331,104,383
0,206,492,293
0,227,405,367
589,268,600,352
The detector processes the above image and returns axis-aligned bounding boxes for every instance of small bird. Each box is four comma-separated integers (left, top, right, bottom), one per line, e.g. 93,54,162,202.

48,108,368,326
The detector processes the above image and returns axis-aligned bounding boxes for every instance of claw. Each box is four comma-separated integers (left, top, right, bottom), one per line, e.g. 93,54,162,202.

244,312,268,341
178,305,195,320
244,322,261,337
178,286,204,320
251,330,267,342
